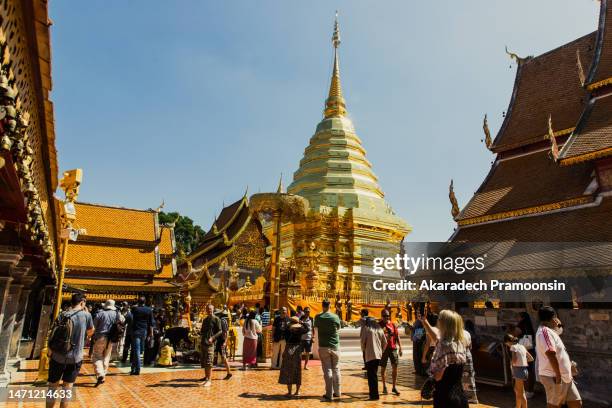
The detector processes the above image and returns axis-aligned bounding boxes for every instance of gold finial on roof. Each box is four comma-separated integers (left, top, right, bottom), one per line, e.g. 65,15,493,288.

576,49,586,87
449,179,460,219
548,115,560,162
324,11,347,118
505,46,531,66
482,114,492,149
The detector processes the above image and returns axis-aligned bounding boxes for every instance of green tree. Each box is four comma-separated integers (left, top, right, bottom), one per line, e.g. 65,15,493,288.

158,211,206,257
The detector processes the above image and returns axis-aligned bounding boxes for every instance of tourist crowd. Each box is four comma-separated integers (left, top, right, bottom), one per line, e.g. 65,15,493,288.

45,294,582,408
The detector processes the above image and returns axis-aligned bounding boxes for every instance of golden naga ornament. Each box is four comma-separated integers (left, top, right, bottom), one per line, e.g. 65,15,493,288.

449,179,460,219
548,114,560,162
482,114,492,149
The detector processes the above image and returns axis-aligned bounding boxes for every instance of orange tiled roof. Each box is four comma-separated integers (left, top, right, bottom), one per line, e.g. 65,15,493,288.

159,226,175,255
74,202,157,243
492,32,596,152
66,242,158,272
158,259,176,279
64,277,177,292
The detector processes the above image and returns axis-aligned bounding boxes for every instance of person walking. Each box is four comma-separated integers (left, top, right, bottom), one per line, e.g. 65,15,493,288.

279,316,308,397
46,293,94,408
127,297,154,376
419,309,468,408
379,309,402,396
515,311,536,398
92,299,125,386
300,307,313,370
118,301,130,362
200,304,223,386
314,299,342,401
242,310,262,370
462,325,478,404
505,334,533,408
411,306,427,376
535,306,582,408
361,315,387,401
215,310,232,379
271,307,289,369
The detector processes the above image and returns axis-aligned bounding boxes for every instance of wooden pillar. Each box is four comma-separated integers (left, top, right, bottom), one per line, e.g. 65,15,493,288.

9,288,31,359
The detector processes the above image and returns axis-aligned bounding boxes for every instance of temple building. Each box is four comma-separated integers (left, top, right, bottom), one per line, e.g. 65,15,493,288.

175,193,269,307
63,202,178,301
445,1,612,402
0,0,59,384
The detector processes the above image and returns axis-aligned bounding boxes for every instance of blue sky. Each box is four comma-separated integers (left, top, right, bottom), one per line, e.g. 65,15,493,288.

50,1,599,242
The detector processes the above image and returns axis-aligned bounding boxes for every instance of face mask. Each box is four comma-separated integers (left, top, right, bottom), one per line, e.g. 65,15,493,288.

553,326,563,336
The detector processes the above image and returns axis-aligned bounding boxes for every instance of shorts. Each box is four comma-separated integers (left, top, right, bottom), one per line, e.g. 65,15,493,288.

380,348,399,368
48,358,83,384
215,341,227,356
540,376,581,405
512,366,529,380
200,345,215,369
301,340,312,353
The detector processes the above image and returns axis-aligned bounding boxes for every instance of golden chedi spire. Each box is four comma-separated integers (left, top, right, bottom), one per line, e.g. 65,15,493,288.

324,12,347,118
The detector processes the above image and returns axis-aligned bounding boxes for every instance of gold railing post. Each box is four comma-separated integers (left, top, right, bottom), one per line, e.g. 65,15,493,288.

35,169,82,384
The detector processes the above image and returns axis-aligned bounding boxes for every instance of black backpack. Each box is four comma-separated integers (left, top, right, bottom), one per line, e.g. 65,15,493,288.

48,310,80,354
108,310,126,343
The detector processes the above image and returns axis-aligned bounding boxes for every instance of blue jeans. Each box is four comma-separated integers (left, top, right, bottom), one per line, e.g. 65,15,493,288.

130,334,145,373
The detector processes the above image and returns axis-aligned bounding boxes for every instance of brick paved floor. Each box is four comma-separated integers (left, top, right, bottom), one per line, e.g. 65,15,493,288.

1,357,548,408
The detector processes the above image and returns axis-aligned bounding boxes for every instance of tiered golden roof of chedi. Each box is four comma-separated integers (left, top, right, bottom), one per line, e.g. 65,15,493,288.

64,202,178,300
452,0,612,243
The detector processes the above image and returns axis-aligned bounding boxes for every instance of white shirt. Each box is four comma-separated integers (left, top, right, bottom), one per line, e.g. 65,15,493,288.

536,325,572,383
242,319,261,340
510,344,528,367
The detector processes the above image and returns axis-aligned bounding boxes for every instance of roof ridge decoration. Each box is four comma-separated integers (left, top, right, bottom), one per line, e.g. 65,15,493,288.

457,196,594,227
482,114,493,150
324,11,347,119
576,49,586,87
449,179,460,220
586,0,610,90
547,115,560,162
505,46,533,67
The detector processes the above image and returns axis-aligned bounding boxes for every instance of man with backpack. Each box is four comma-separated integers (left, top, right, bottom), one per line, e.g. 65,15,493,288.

47,293,94,408
92,299,125,386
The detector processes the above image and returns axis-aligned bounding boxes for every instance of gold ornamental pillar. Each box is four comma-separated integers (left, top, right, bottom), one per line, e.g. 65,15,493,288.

249,188,308,311
269,210,282,310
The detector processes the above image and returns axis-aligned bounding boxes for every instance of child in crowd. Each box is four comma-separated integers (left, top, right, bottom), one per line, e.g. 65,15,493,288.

505,334,534,408
157,339,176,367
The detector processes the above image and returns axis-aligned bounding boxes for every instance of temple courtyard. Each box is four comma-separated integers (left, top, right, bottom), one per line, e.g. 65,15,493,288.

3,347,550,408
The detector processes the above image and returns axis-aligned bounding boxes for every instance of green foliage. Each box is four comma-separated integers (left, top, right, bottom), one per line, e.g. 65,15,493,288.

158,211,206,257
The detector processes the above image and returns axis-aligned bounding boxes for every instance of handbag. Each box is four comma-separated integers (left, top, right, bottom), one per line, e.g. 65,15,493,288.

518,334,533,349
420,376,435,400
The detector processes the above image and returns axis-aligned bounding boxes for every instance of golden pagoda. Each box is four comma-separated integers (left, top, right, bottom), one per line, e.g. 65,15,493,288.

280,14,411,296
